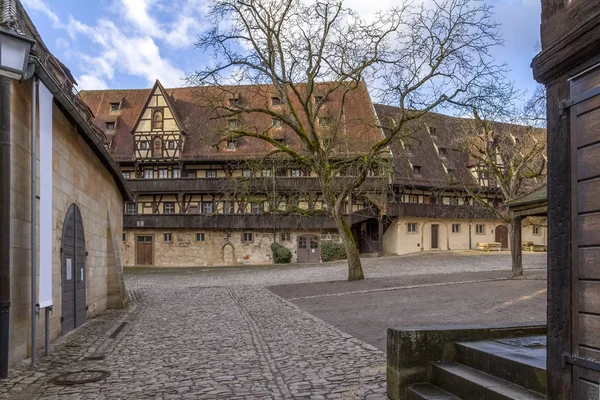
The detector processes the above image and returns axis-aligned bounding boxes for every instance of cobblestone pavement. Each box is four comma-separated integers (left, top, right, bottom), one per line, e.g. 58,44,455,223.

1,285,386,399
0,251,546,399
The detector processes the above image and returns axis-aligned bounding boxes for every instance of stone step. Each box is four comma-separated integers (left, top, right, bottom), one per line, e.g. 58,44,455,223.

431,362,546,400
455,337,546,394
406,383,460,400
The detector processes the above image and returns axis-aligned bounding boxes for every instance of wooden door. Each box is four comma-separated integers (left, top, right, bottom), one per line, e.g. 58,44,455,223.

495,225,509,249
136,236,153,265
297,236,309,263
297,235,319,263
61,204,86,334
566,65,600,398
431,225,439,249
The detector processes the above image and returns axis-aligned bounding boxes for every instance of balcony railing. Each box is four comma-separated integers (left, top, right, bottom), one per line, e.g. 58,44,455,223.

125,176,388,194
386,203,497,219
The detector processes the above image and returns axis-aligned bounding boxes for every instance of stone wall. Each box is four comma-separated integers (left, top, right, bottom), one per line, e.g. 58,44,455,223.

9,79,125,366
122,229,340,267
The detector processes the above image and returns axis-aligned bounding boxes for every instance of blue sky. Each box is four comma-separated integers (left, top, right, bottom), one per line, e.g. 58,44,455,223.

23,0,542,97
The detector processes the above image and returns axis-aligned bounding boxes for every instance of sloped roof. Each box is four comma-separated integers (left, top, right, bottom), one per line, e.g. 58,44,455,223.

79,81,384,162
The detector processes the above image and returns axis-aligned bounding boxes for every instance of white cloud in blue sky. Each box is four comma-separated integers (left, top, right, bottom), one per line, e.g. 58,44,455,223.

22,0,542,96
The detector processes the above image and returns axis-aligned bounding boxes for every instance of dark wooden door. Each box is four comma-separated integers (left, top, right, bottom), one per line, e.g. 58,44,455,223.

136,236,153,265
431,225,439,249
297,235,320,263
495,225,509,249
61,204,86,334
567,66,600,398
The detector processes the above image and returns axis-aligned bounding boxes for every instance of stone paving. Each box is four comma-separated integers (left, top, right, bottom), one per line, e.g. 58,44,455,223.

0,251,546,399
1,285,386,399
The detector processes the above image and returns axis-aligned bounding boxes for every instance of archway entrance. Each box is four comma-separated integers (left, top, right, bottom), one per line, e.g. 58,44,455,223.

222,243,236,265
61,204,87,334
297,235,320,263
495,225,509,249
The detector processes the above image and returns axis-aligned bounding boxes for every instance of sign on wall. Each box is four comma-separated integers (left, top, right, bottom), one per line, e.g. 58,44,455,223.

38,82,53,309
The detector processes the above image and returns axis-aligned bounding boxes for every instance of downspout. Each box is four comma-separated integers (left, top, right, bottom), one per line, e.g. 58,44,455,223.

0,77,11,379
30,78,38,366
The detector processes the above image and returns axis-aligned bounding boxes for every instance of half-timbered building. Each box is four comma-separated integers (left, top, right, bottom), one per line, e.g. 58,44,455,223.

79,81,547,267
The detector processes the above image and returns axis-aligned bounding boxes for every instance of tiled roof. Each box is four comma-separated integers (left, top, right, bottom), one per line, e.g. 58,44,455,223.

79,81,384,162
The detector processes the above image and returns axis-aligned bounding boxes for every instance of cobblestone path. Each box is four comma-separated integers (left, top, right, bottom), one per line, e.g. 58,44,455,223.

1,283,386,399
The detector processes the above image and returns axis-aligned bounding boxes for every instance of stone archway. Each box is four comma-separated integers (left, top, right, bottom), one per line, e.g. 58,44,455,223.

222,243,236,265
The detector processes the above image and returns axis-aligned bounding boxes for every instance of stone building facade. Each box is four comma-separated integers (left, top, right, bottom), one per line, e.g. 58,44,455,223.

3,1,131,369
79,82,546,267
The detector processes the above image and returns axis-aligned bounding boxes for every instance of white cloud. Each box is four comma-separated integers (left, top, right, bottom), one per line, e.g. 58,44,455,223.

22,0,60,24
77,74,108,90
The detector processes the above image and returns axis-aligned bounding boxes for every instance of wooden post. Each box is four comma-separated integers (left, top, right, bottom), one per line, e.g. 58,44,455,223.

513,217,523,277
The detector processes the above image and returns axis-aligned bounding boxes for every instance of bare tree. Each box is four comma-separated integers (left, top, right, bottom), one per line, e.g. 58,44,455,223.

189,0,505,280
453,89,547,277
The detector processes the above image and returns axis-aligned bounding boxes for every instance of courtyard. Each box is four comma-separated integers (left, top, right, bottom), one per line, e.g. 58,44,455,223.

0,252,546,399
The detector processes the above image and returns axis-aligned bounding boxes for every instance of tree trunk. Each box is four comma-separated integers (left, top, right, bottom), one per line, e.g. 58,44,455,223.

333,212,364,281
509,219,523,277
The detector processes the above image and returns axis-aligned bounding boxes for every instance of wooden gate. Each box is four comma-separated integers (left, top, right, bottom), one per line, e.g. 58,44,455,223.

563,65,600,398
61,204,87,334
297,235,320,263
431,225,439,249
495,225,509,249
136,236,153,265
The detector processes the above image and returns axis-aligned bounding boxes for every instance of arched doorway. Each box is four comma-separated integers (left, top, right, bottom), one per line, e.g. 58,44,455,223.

222,243,236,265
61,204,87,334
297,235,320,263
495,225,509,249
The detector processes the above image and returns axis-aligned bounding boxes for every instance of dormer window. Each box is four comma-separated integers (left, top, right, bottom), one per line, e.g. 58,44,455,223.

271,97,282,106
428,126,437,136
272,117,283,128
152,109,164,130
106,122,115,132
413,165,422,175
314,95,324,103
439,147,448,157
228,119,241,130
110,102,120,112
447,168,456,175
226,140,237,150
229,98,240,108
274,138,285,145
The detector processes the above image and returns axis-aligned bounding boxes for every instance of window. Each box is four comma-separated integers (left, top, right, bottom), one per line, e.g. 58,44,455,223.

318,116,331,127
428,126,437,136
186,170,197,178
413,165,422,175
122,232,127,242
110,102,120,112
452,224,461,233
242,232,254,242
314,95,323,103
153,137,163,158
229,98,240,108
403,141,412,152
139,141,149,150
290,169,301,177
122,171,131,179
408,195,419,204
227,140,237,150
533,226,541,235
439,148,448,157
163,233,173,242
475,224,485,235
202,201,214,214
173,168,181,178
262,169,272,177
168,141,175,149
228,119,241,129
126,202,136,215
407,223,418,233
242,169,252,178
106,122,115,132
223,202,234,214
280,232,291,241
271,97,282,106
447,168,456,176
196,233,205,242
205,170,217,178
274,138,285,145
164,202,175,214
251,202,263,214
272,117,282,128
158,169,168,179
144,168,153,179
188,204,199,214
152,109,164,130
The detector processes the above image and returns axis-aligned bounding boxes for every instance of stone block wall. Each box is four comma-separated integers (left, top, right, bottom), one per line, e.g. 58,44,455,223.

8,79,125,366
122,229,340,267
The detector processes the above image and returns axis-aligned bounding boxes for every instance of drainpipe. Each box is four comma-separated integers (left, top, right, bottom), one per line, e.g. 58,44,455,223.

30,78,37,366
0,77,11,379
